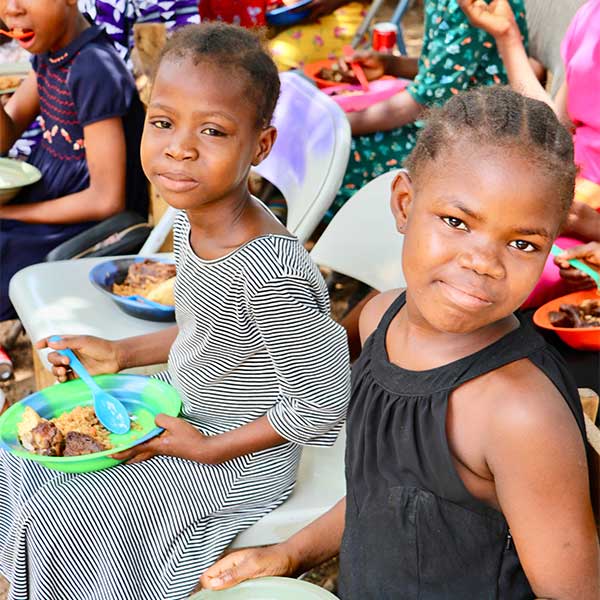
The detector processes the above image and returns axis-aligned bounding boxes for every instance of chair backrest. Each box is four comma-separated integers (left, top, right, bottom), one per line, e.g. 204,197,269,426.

310,169,406,292
253,71,351,244
140,71,351,253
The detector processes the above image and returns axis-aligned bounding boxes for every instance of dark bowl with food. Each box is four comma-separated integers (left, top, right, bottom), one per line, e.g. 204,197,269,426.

533,289,600,351
89,257,176,322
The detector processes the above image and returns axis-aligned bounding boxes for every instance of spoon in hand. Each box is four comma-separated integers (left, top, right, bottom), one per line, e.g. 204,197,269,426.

49,336,130,434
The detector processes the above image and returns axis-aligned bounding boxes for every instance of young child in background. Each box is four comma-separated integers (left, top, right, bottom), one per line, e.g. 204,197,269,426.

2,23,350,600
201,87,599,599
0,0,147,321
77,0,200,62
324,0,528,223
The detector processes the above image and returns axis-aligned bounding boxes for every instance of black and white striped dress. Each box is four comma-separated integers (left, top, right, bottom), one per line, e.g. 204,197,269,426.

0,211,350,600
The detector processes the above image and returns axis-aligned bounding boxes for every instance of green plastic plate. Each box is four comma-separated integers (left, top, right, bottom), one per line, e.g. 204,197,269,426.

0,374,181,473
191,577,339,599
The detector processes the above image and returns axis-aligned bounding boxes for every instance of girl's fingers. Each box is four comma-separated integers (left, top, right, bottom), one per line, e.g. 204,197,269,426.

201,550,266,590
558,242,600,265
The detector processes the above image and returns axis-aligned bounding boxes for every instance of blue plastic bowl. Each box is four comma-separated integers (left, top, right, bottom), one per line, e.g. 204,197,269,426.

266,0,312,26
89,257,176,322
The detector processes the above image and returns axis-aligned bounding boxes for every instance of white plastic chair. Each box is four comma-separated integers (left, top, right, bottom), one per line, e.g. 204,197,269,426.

310,169,407,292
140,71,351,252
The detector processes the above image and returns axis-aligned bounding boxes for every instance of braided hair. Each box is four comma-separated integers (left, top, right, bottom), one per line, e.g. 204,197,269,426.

159,23,280,129
405,87,576,221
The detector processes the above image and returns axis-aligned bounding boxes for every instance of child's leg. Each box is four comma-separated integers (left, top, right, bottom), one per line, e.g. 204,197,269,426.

0,220,89,320
268,2,367,71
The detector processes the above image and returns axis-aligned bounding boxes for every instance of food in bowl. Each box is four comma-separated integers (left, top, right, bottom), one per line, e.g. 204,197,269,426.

18,406,113,457
316,65,359,85
548,298,600,328
0,75,23,92
112,258,176,305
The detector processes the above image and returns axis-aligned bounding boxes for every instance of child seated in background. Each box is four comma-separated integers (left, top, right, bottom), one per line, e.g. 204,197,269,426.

0,0,147,321
2,23,350,600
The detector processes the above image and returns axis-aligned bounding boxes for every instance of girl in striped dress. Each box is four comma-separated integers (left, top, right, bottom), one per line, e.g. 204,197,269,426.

1,23,350,600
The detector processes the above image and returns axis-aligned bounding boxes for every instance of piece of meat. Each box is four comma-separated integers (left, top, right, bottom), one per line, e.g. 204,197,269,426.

558,303,584,327
125,259,176,289
63,431,106,456
30,421,64,456
580,299,600,318
548,310,575,328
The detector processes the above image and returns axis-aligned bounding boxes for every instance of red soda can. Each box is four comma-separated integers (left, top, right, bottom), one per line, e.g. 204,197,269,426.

372,22,397,54
0,346,12,381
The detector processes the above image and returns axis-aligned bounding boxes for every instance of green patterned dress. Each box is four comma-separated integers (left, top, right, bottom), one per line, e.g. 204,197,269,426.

326,0,528,221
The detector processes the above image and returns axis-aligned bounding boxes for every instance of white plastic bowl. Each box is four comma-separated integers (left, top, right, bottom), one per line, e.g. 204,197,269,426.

0,158,42,205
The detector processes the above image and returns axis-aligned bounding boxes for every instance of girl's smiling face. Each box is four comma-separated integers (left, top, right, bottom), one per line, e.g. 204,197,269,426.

0,0,79,53
141,55,276,211
393,144,564,335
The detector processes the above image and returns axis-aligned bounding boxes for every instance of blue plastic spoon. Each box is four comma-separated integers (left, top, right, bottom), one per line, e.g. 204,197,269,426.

49,336,130,434
550,244,600,291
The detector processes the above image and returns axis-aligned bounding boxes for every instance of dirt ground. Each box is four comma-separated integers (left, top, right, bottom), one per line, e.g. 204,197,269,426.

0,3,424,597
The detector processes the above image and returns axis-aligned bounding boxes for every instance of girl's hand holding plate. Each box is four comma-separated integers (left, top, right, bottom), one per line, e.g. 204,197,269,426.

200,544,295,590
111,414,218,464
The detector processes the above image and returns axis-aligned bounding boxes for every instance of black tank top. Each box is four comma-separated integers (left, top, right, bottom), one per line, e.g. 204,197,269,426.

338,292,587,599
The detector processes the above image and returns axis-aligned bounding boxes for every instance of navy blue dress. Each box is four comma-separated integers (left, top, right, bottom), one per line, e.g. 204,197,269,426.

0,26,146,320
338,292,588,599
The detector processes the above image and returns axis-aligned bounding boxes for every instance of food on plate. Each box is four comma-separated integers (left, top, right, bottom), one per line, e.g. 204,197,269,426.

548,299,600,328
17,406,45,452
112,259,176,305
17,405,113,456
29,421,64,456
317,64,359,85
145,275,176,305
329,88,364,97
63,432,106,457
0,75,23,92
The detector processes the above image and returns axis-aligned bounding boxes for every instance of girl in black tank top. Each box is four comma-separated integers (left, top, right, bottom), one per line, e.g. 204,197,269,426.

200,88,599,599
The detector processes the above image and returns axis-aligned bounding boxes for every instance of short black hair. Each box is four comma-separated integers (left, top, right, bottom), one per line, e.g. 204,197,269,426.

159,22,280,128
405,87,576,222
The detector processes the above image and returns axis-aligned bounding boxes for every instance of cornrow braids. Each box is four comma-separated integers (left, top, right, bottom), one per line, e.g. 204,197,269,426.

405,87,576,220
159,23,280,128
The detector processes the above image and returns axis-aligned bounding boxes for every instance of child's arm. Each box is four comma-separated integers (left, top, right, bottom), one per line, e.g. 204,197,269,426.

347,91,423,136
0,71,40,154
114,274,351,464
458,0,570,122
0,116,126,223
200,498,346,590
38,326,179,381
485,363,599,599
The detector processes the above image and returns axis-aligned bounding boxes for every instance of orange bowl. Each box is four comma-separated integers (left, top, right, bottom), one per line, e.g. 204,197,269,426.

303,59,396,89
533,289,600,351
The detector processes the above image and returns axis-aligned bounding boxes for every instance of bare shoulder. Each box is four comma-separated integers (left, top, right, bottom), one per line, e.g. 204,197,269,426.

485,358,579,431
358,289,403,345
470,358,586,475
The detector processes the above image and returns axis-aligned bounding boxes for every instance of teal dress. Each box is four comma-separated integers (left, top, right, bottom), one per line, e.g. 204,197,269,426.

326,0,528,221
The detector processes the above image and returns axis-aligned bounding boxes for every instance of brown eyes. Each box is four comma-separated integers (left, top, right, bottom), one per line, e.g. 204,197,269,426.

509,240,537,253
442,216,468,231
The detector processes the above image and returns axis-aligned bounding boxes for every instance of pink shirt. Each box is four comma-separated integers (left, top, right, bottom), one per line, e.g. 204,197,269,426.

561,0,600,185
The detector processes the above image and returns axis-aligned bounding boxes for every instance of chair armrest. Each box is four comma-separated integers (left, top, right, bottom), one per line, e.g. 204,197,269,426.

45,211,152,261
